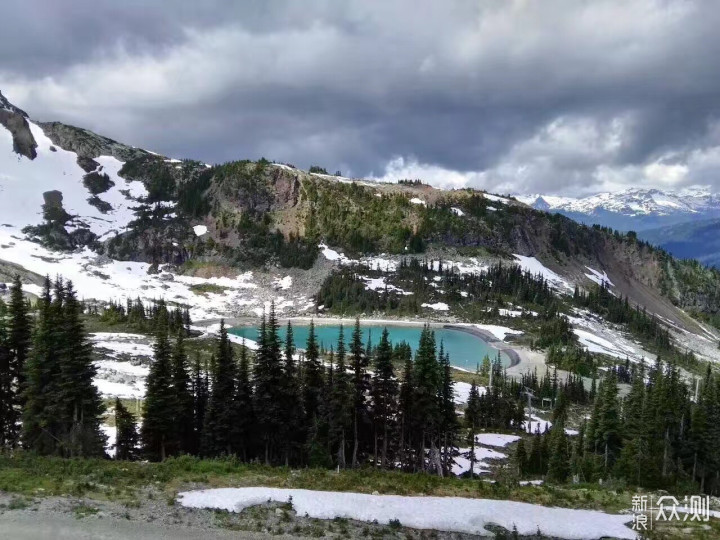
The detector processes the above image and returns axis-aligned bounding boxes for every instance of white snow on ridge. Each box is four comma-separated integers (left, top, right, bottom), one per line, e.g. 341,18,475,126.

0,122,146,237
584,266,614,288
450,207,464,216
193,224,208,236
409,197,426,205
513,254,573,291
178,487,634,539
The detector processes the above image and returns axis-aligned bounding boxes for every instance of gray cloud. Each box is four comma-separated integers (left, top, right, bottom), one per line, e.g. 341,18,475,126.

2,0,720,196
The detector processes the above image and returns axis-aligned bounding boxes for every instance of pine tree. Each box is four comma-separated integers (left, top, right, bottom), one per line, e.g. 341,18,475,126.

22,277,65,455
191,353,209,453
114,398,139,460
141,321,176,460
413,326,441,473
371,328,398,468
6,275,31,446
57,282,105,457
302,319,324,424
202,320,236,456
253,304,284,464
328,325,352,467
172,331,195,454
0,301,12,447
232,342,254,459
546,418,570,482
465,382,481,477
515,438,528,477
279,322,303,465
349,318,370,467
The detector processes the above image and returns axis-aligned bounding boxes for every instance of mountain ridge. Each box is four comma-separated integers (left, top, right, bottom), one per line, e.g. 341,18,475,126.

0,90,719,340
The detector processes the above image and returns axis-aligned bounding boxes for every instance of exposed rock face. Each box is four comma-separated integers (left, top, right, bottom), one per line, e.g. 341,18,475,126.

37,121,149,162
0,90,37,159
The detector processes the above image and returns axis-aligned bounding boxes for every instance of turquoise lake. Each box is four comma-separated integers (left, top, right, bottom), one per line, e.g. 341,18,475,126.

229,324,510,370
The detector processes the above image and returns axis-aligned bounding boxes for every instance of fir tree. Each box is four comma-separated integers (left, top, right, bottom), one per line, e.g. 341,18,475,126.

172,331,195,454
328,325,352,467
371,328,398,468
202,320,236,456
6,275,31,446
141,321,176,460
302,319,324,424
349,317,370,467
191,353,208,453
230,341,253,459
114,398,139,460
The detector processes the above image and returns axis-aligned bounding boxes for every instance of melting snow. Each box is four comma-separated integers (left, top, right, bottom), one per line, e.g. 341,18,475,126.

193,224,208,236
513,254,573,291
409,197,426,205
451,207,464,216
476,433,521,447
584,266,614,288
177,487,634,539
421,302,450,311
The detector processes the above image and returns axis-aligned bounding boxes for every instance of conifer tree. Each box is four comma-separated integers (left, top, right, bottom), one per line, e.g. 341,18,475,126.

202,320,236,456
328,325,352,467
253,304,284,463
6,275,31,446
191,353,208,453
349,317,370,467
515,438,528,477
57,282,105,457
302,319,324,424
0,301,12,447
546,419,570,482
465,382,481,477
232,342,254,459
22,277,64,455
172,331,195,454
141,320,176,460
114,398,139,460
371,328,398,468
280,322,303,464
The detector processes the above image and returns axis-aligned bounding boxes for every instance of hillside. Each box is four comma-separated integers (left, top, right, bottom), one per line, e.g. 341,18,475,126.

2,89,720,346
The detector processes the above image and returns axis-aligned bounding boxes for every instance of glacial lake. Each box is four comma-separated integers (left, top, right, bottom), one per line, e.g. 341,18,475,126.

229,324,511,371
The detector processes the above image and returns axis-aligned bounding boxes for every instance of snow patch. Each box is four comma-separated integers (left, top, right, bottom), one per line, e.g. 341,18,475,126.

177,488,634,539
193,225,208,236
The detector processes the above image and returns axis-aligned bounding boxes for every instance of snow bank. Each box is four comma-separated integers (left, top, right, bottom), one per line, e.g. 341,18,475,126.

421,302,449,311
193,225,208,236
470,324,523,342
476,433,521,447
513,255,573,291
451,207,464,216
584,266,614,288
409,197,426,206
453,382,487,405
177,487,633,539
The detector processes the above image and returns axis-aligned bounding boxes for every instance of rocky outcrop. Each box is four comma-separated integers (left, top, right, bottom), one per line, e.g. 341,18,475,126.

37,121,149,162
0,90,37,159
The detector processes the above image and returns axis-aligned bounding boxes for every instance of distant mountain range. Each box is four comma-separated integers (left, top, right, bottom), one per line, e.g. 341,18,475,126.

515,188,720,267
516,187,720,232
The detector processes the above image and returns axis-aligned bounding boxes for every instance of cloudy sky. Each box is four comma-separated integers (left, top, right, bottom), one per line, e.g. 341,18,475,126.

2,0,720,197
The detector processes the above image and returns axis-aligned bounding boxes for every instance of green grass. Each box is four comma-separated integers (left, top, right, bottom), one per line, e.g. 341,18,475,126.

189,283,229,295
0,453,636,513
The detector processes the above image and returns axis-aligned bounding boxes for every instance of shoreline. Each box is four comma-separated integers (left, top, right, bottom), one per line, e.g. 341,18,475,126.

200,316,533,371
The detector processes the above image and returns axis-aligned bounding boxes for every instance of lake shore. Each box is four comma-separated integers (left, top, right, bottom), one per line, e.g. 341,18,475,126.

199,316,544,372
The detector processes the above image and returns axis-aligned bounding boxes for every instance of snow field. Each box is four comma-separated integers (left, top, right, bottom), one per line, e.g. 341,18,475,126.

177,487,634,539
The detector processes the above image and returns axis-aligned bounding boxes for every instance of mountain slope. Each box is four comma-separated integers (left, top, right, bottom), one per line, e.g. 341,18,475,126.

1,90,719,341
639,218,720,268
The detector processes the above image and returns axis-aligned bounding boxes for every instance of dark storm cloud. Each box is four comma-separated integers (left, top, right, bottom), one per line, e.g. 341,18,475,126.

3,0,720,195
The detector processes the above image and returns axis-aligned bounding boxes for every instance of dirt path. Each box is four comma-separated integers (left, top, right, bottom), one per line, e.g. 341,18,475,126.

0,511,274,539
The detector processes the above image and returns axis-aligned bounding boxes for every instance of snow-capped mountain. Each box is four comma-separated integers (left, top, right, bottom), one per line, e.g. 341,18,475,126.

516,187,720,231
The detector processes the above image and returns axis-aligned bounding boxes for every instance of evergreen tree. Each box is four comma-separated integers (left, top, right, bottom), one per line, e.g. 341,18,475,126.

302,320,324,424
171,331,195,454
327,325,352,467
546,419,570,482
6,275,31,446
349,317,370,467
202,320,236,456
231,342,254,459
253,304,284,464
465,382,481,477
141,321,176,460
114,398,139,460
57,282,105,457
191,353,209,454
279,322,303,464
371,328,398,468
